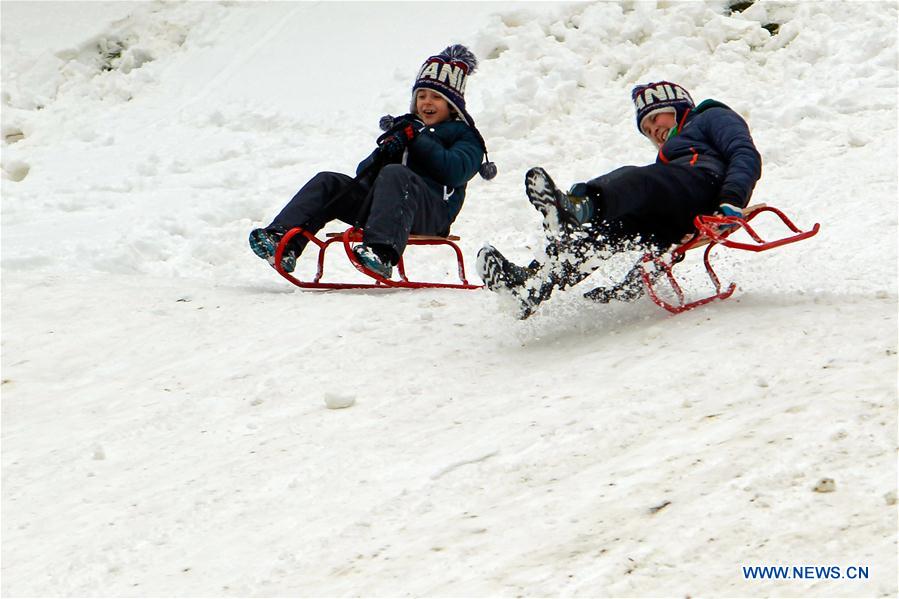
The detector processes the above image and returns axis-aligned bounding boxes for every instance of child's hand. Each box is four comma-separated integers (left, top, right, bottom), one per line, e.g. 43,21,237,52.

378,113,419,132
717,202,744,220
376,121,418,158
712,202,745,233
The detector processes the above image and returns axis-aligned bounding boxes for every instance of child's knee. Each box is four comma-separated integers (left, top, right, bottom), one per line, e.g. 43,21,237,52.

376,163,410,181
304,171,349,195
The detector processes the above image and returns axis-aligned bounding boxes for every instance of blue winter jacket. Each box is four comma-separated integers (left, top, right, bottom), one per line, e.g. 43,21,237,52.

356,119,484,224
657,100,762,208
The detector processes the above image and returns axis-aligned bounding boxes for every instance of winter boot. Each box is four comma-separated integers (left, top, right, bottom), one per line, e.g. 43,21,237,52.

525,167,598,234
525,167,567,243
352,244,393,278
559,182,597,226
249,228,299,273
476,245,556,319
583,261,647,303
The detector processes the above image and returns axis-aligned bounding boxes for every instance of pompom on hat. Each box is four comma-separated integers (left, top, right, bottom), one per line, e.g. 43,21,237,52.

631,81,695,135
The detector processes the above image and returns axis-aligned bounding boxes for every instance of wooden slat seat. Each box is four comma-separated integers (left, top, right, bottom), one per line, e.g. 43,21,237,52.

325,232,461,241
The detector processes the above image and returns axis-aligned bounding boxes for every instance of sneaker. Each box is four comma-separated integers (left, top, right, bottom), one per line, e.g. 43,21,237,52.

476,245,554,319
352,244,393,278
249,228,297,273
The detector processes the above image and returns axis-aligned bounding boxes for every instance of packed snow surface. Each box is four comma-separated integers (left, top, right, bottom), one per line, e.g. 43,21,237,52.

2,1,896,596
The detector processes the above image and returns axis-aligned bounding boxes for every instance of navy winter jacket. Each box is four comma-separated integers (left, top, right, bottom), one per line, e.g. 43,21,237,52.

357,119,484,223
657,100,762,208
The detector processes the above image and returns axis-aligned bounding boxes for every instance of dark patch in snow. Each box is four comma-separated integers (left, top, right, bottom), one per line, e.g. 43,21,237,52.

648,500,671,514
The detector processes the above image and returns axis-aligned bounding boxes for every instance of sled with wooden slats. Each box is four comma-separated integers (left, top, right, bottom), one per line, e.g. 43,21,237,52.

272,226,481,290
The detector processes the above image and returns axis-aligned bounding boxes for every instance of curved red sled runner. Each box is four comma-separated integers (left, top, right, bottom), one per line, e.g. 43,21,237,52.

641,204,820,313
272,226,482,290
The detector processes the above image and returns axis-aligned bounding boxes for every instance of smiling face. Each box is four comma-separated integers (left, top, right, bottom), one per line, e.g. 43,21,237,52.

415,89,452,126
641,111,677,148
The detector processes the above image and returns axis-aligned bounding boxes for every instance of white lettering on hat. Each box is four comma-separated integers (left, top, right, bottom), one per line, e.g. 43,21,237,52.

438,63,466,92
644,85,668,105
419,62,440,80
637,83,691,108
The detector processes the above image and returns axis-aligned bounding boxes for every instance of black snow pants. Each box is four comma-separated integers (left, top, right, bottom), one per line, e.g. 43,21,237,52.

268,164,451,259
587,162,721,248
544,162,722,299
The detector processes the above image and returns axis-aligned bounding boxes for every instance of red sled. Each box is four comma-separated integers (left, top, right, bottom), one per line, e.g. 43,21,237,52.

641,204,820,314
272,226,482,290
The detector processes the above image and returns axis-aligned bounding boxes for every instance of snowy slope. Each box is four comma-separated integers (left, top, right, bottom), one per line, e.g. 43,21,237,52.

2,1,897,597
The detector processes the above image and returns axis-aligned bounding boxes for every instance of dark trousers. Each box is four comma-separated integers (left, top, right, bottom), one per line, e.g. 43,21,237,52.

587,163,721,247
269,164,450,258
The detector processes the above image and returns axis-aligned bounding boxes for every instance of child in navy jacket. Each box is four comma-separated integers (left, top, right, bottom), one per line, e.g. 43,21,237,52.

478,81,762,318
250,45,493,278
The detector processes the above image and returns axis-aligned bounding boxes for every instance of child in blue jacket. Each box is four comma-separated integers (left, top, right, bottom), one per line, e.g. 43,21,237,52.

250,45,493,278
478,80,762,318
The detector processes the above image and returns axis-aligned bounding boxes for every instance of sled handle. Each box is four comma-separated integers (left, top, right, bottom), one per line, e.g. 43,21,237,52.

694,206,820,252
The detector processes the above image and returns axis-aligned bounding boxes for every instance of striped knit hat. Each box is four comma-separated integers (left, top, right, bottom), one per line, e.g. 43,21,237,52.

631,81,694,134
409,44,478,127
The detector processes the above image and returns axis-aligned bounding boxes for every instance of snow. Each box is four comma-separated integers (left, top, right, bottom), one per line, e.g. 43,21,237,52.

323,392,356,410
1,1,896,596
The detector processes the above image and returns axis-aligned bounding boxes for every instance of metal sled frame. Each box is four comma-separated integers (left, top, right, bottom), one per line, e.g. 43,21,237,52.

641,204,821,314
273,226,482,290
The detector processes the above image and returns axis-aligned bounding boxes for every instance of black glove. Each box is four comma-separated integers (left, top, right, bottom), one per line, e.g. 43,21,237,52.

376,119,419,158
